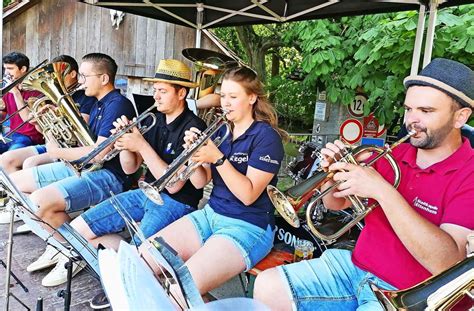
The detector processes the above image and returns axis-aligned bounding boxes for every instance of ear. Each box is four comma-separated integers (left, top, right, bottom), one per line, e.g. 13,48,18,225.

102,74,110,85
178,87,187,100
20,66,27,74
70,70,77,79
453,107,472,129
249,94,257,105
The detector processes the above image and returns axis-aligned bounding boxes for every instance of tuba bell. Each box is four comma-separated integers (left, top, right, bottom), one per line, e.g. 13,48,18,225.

21,61,95,148
267,130,415,244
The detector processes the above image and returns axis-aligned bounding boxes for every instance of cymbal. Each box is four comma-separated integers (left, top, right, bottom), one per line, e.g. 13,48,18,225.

182,48,238,70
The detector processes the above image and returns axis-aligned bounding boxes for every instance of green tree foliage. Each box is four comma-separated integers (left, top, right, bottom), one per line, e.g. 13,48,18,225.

214,5,474,131
285,5,473,129
3,0,15,7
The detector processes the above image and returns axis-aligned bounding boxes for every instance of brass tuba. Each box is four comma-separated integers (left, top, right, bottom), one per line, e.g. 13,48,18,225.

21,61,95,148
267,130,415,244
371,233,474,310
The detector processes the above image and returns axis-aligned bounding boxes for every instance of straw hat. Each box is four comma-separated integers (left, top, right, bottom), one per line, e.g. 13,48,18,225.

143,59,198,88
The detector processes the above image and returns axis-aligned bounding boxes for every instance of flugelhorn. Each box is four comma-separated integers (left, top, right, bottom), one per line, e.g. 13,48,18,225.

139,111,230,205
267,130,415,244
64,105,157,175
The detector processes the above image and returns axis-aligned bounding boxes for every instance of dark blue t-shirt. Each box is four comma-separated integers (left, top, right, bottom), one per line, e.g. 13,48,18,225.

208,121,284,229
88,89,136,187
72,90,96,115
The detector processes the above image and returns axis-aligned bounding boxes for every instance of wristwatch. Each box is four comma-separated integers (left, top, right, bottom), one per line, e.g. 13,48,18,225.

214,154,226,166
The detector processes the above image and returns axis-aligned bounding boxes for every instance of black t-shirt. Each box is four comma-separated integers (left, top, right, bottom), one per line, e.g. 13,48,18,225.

142,108,207,208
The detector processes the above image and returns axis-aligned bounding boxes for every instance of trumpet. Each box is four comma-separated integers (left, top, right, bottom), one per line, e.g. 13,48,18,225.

1,59,48,97
64,105,157,175
267,130,415,244
139,111,230,205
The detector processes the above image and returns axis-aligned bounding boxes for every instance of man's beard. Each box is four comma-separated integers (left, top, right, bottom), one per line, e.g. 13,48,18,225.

408,119,453,149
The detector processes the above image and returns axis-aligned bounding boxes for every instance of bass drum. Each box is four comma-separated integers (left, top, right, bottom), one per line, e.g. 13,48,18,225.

286,142,321,182
273,209,363,259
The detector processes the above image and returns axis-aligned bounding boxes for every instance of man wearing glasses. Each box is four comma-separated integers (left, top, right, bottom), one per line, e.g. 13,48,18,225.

11,53,136,287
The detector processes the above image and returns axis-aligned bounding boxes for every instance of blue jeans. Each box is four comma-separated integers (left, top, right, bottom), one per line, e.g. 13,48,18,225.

278,249,397,311
32,162,123,212
33,144,47,154
81,190,195,245
0,132,34,153
187,204,274,271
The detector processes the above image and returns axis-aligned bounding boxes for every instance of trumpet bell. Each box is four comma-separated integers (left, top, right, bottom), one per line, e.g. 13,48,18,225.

267,185,300,228
138,181,164,205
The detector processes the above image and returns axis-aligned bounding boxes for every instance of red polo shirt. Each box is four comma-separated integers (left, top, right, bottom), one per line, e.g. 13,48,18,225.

2,90,44,144
352,138,474,289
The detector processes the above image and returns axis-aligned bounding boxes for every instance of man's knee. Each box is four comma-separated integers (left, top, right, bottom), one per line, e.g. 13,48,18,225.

0,151,21,172
30,187,66,214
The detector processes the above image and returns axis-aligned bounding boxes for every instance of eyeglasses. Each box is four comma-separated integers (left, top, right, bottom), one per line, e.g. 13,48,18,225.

78,73,104,81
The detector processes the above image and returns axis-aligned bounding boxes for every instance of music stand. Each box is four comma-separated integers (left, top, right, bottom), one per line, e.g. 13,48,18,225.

0,168,100,310
107,194,204,309
132,93,156,115
1,200,30,311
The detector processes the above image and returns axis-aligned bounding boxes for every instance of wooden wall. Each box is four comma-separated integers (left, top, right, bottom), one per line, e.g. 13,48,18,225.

2,0,217,78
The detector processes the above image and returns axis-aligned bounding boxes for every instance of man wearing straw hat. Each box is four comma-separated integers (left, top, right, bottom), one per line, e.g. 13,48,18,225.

68,59,207,308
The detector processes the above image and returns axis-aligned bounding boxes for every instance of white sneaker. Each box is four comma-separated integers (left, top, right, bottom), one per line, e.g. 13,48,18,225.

16,223,31,234
41,254,86,287
0,210,21,224
0,204,21,224
27,245,62,272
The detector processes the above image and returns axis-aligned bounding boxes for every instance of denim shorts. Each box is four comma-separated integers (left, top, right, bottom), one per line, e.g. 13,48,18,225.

32,162,123,212
0,132,34,153
187,204,274,271
82,189,195,245
33,144,47,154
278,249,397,311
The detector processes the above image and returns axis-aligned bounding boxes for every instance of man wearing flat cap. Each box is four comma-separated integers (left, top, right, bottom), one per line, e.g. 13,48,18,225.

254,58,474,311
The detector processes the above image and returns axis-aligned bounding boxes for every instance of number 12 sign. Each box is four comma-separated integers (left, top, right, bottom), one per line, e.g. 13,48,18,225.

348,94,366,118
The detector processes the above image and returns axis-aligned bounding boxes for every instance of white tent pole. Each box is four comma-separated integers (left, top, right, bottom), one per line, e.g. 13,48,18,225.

422,0,439,68
195,3,203,48
410,4,426,75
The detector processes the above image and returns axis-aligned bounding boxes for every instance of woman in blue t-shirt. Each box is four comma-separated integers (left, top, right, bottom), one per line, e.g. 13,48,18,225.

141,67,285,299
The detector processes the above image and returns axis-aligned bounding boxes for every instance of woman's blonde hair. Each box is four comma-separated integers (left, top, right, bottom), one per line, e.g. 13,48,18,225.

223,67,287,139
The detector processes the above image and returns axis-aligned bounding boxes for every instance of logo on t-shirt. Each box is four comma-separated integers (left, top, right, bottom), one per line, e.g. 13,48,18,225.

229,152,248,164
259,155,279,165
165,142,175,155
413,196,438,215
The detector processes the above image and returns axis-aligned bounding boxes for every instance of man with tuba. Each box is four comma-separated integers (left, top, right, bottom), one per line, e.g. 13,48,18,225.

1,52,44,152
10,53,136,287
254,58,474,310
0,54,96,225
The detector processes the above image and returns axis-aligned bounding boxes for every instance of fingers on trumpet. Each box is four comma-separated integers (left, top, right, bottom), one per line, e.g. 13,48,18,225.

111,115,132,134
320,140,347,168
183,127,202,149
